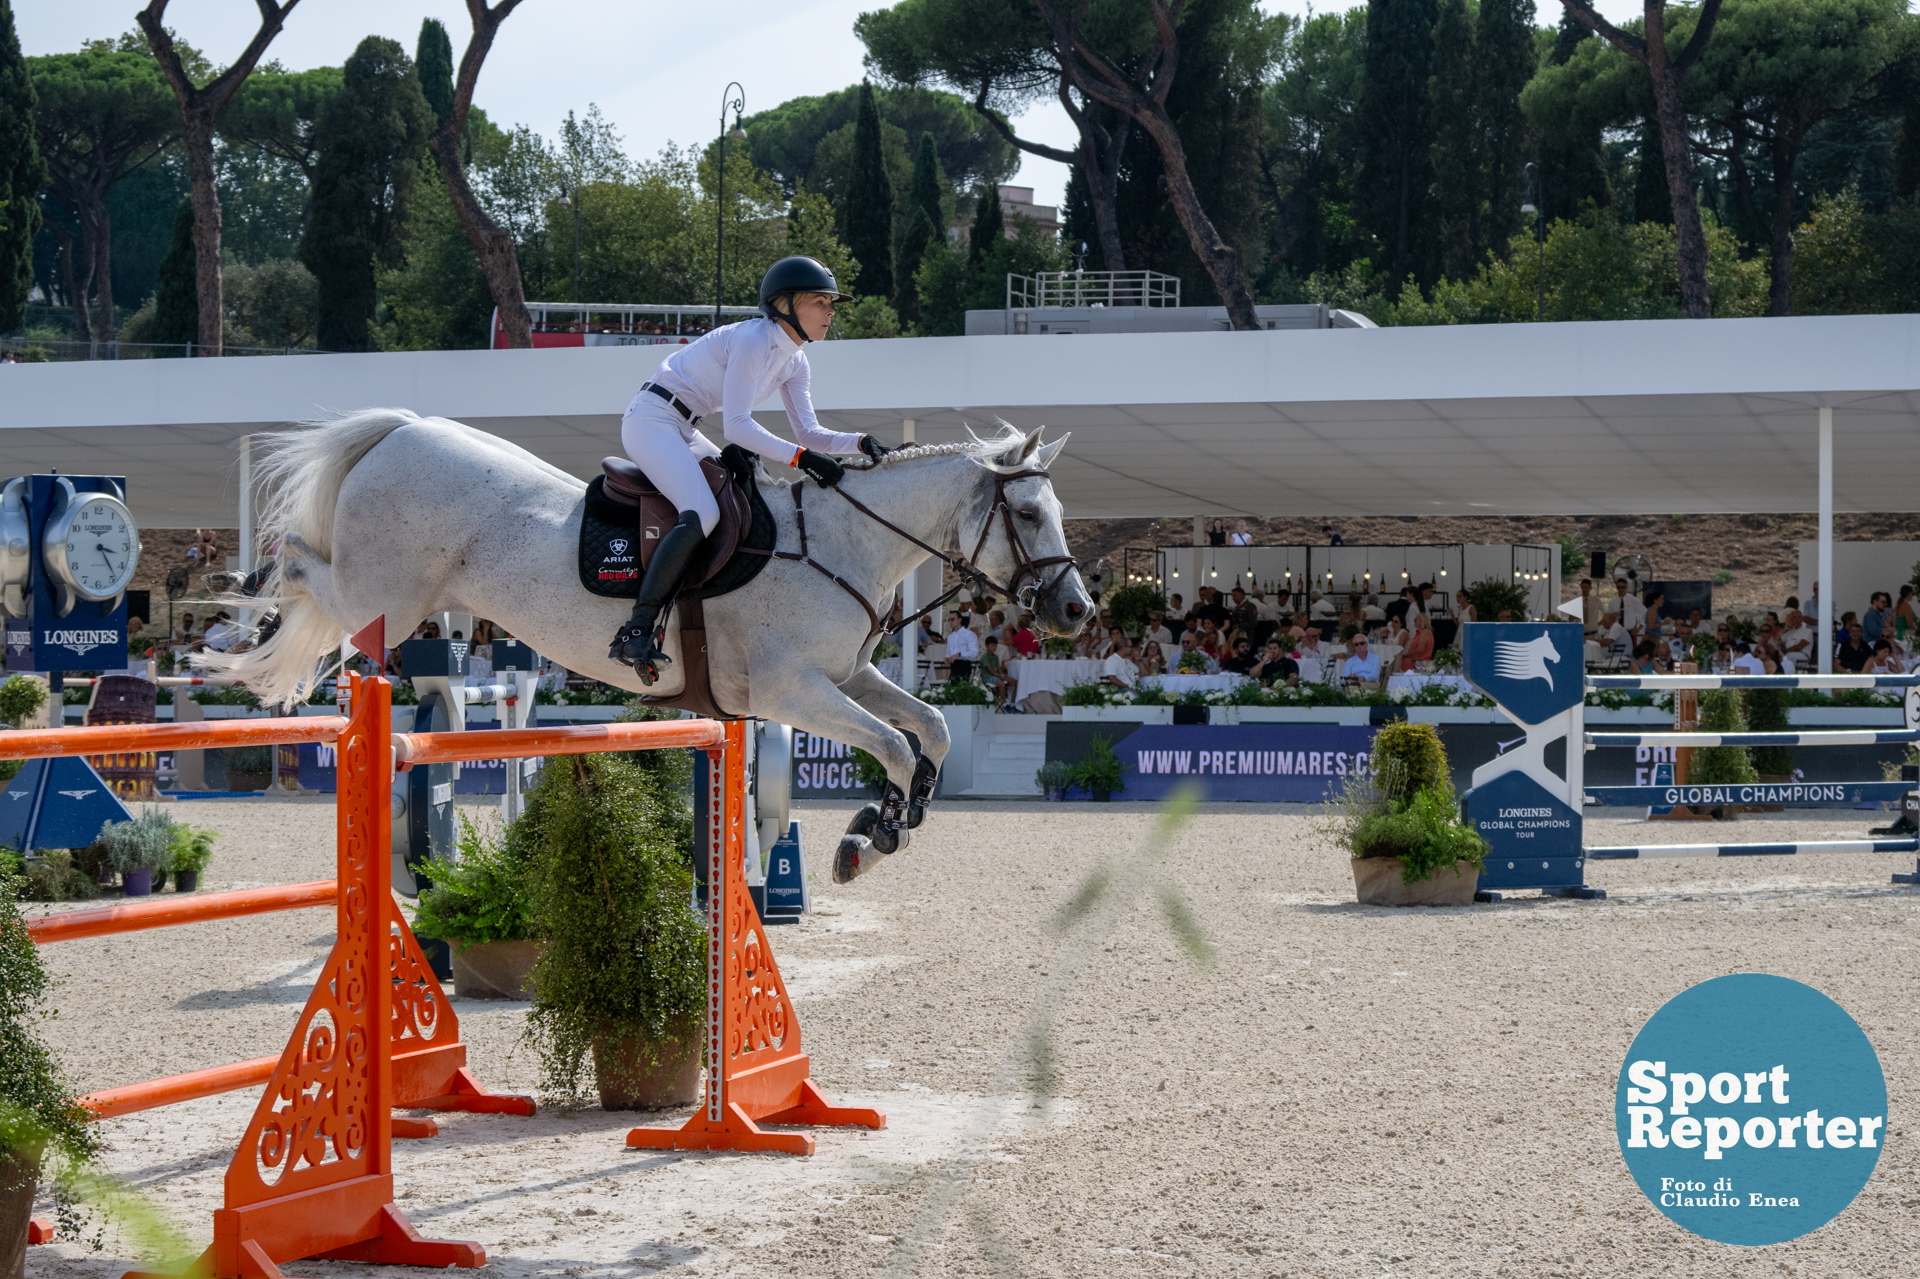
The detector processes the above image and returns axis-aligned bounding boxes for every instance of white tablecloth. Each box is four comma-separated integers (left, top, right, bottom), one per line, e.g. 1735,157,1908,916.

1141,673,1247,696
1385,673,1472,696
1007,658,1105,697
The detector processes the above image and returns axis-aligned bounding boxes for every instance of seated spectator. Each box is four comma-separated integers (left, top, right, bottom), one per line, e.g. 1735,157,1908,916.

1729,641,1766,675
1341,635,1382,687
1143,611,1173,647
1865,592,1892,644
202,611,241,652
1072,630,1098,659
944,613,980,681
1141,640,1168,676
1401,612,1435,671
1176,633,1219,675
1384,587,1416,628
979,635,1008,703
1870,640,1906,674
1308,590,1336,619
1599,611,1630,655
1383,613,1410,651
1896,585,1918,643
1101,639,1142,689
1627,638,1666,675
1363,595,1387,623
1219,637,1257,674
173,611,198,644
1835,610,1857,647
1249,640,1299,688
1196,617,1223,656
1779,610,1813,667
1836,621,1873,673
1092,626,1122,659
1667,620,1694,664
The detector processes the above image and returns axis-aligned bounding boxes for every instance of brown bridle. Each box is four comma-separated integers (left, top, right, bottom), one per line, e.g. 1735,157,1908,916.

774,466,1080,642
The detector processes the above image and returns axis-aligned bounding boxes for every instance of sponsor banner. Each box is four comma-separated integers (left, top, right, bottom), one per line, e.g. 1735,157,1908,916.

1120,725,1379,801
296,720,530,794
1461,622,1585,725
790,729,873,799
1587,781,1912,808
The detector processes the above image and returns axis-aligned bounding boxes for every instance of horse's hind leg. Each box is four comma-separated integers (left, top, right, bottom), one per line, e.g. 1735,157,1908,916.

280,532,428,639
841,664,950,828
754,668,918,883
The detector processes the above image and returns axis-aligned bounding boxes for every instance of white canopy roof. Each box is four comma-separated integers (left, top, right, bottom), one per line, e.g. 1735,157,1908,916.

2,313,1916,526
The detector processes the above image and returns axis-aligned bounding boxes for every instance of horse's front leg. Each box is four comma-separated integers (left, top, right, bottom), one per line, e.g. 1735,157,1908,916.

840,664,948,829
754,668,918,883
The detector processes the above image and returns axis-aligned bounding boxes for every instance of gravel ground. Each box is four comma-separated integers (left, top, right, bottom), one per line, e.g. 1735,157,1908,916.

20,795,1920,1279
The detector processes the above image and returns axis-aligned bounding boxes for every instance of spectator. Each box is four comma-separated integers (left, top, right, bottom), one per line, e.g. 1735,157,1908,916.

1627,638,1664,675
1100,638,1142,689
1836,621,1872,673
1251,588,1281,623
1779,611,1813,668
1249,640,1299,687
1895,585,1919,645
979,635,1008,704
1667,619,1694,664
1644,591,1667,634
1228,585,1257,631
1229,519,1253,546
1835,609,1858,649
1729,641,1766,675
0,350,15,365
1092,626,1124,659
1687,608,1705,630
1401,612,1435,671
1143,610,1173,647
1577,578,1602,637
1341,635,1382,687
1599,611,1629,656
1013,614,1044,656
1759,642,1785,675
1384,587,1416,628
1613,577,1647,635
1140,640,1168,676
1220,637,1256,674
1865,592,1892,644
202,611,240,652
172,611,198,644
1454,589,1476,624
1383,613,1409,651
945,613,979,682
986,608,1007,640
1869,640,1906,675
1806,583,1821,629
1207,518,1227,547
1177,633,1219,675
1324,524,1344,546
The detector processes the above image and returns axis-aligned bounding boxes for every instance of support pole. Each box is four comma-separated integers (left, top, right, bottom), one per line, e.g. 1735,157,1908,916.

237,434,254,629
1819,407,1834,675
900,419,917,691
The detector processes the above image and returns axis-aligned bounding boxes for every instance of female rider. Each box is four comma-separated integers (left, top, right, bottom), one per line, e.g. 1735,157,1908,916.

611,256,890,681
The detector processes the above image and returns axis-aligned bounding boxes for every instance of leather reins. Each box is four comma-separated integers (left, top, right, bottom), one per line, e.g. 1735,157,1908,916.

775,467,1079,643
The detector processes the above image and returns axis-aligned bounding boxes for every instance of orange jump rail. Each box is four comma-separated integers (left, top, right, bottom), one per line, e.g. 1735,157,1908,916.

0,715,348,760
392,716,723,766
26,881,338,944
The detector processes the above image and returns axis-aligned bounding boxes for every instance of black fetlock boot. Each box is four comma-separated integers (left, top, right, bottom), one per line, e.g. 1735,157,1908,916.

610,510,705,682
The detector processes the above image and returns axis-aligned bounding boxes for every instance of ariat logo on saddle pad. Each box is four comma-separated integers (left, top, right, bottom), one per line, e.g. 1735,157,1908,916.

610,538,629,555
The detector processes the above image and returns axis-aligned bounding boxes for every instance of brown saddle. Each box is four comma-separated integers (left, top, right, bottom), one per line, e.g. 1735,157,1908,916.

599,455,750,586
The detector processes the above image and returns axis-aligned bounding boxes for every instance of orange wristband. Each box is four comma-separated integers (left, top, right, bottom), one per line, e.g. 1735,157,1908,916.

792,448,805,467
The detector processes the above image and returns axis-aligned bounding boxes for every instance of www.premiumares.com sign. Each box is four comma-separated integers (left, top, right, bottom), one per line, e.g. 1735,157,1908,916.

1122,725,1379,801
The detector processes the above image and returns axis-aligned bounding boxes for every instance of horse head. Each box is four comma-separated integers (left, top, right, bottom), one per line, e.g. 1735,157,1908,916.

971,426,1092,637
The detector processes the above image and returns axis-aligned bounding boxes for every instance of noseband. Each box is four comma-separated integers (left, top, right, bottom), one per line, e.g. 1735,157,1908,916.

776,465,1080,642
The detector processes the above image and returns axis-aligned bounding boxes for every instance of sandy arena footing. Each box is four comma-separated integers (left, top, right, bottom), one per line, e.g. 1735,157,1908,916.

19,796,1920,1278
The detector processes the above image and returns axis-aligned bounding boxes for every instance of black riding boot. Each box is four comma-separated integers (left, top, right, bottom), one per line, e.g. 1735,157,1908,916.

609,510,705,683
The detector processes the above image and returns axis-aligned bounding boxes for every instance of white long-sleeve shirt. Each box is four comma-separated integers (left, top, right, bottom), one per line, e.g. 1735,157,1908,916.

945,626,980,661
639,317,864,463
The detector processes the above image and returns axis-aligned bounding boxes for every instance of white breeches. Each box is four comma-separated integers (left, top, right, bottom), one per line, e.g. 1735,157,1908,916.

620,397,724,536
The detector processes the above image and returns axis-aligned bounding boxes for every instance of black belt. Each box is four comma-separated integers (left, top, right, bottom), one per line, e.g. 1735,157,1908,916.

642,382,699,423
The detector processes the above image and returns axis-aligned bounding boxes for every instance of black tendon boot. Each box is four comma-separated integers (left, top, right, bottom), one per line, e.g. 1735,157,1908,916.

609,510,706,682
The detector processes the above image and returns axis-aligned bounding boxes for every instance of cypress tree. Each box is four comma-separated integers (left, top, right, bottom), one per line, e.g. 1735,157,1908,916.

416,18,455,129
1426,0,1479,282
893,132,943,325
844,81,893,300
299,37,433,352
1535,12,1611,222
150,201,199,352
1357,0,1439,295
0,0,45,335
1475,0,1535,259
968,183,1003,263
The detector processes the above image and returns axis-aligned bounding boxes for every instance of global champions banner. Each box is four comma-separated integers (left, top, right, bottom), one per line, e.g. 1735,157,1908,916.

1123,725,1380,801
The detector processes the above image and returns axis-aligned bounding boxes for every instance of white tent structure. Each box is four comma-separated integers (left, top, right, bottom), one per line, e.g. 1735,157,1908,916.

5,311,1919,672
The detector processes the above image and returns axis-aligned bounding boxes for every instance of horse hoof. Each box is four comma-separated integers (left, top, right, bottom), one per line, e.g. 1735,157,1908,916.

833,835,874,883
907,801,927,830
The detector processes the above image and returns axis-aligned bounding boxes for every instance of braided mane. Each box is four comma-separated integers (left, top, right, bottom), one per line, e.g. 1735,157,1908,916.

854,423,1031,469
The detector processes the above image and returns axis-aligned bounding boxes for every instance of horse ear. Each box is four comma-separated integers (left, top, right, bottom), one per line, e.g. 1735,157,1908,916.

997,426,1043,469
1036,433,1069,470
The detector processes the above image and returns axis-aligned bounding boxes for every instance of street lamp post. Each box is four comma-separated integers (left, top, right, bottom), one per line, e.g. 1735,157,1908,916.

1521,162,1544,323
558,183,579,305
716,82,746,329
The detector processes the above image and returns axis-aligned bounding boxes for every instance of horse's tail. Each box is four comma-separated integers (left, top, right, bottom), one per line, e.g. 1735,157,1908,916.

196,408,421,707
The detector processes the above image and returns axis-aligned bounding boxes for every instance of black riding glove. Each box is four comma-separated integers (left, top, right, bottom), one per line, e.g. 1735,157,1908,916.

858,434,891,464
796,449,845,487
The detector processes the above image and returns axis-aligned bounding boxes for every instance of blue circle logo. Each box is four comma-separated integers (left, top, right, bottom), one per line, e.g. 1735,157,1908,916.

1616,974,1887,1245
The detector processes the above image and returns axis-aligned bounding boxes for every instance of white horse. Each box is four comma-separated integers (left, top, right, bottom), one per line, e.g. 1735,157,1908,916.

202,409,1092,878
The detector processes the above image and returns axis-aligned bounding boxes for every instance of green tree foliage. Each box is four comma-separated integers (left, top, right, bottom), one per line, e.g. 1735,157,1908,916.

2,868,100,1176
28,49,177,342
1475,0,1536,256
846,82,895,299
416,18,455,129
967,180,1003,261
1631,117,1673,222
917,206,1063,334
741,79,1016,202
1743,686,1794,775
1369,720,1452,801
1531,13,1613,223
1357,0,1438,294
1427,0,1480,281
894,132,945,324
1791,186,1920,315
300,37,432,352
149,199,196,349
1689,688,1759,786
220,65,342,185
1263,9,1369,285
378,166,494,350
0,0,44,334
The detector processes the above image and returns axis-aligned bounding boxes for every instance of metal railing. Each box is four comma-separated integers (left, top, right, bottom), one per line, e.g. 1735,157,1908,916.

1,336,327,362
1006,270,1181,310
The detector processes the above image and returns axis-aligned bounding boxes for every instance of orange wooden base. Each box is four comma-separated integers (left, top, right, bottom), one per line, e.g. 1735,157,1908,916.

626,1061,885,1156
27,1217,55,1244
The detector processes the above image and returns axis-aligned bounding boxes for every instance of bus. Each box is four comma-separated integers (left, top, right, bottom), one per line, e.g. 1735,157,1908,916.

491,302,762,349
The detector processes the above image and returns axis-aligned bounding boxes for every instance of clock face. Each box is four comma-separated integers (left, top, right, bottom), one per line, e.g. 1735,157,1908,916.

62,499,138,599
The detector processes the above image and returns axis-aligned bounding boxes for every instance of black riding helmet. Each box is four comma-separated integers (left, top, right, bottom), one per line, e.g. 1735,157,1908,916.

759,256,850,343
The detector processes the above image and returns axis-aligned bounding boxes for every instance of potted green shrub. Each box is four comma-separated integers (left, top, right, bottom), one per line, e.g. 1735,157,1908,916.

1069,735,1125,802
166,823,216,893
523,748,706,1111
1035,759,1072,801
1743,687,1794,809
411,815,540,1000
2,868,99,1270
90,811,174,897
1690,688,1758,818
1331,722,1486,906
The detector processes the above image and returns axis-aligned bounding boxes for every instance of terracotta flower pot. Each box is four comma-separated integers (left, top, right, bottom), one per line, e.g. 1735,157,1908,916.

592,1017,703,1110
1351,856,1479,907
449,940,542,1000
1,1149,40,1279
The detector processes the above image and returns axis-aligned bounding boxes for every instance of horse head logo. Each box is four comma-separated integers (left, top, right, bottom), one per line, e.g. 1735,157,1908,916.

1493,634,1564,690
610,538,629,556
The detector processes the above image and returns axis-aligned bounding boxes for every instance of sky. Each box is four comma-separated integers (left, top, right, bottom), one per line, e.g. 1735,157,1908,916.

21,1,1649,214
